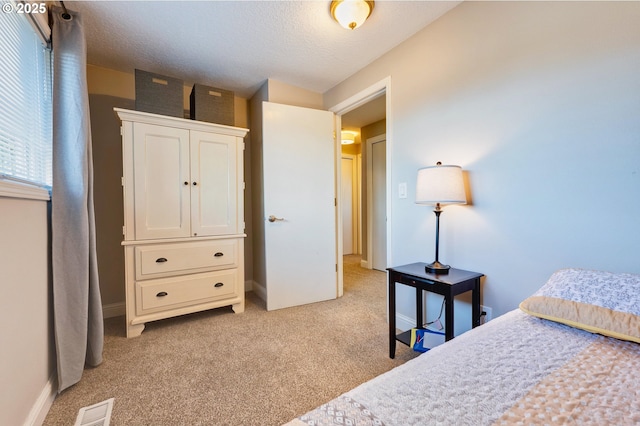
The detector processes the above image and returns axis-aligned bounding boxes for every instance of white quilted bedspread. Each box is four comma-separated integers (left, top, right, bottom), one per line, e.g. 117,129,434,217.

287,309,640,425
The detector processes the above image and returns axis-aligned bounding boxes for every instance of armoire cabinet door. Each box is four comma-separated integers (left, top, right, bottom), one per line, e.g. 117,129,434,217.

133,123,191,240
190,130,238,236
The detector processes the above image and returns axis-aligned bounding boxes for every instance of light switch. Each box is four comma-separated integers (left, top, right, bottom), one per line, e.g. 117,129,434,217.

399,182,407,199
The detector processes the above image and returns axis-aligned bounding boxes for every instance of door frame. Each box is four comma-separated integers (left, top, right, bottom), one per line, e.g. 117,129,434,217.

366,133,386,271
329,77,392,296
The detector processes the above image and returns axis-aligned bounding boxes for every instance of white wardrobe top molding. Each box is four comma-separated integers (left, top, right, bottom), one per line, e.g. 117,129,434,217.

114,108,249,137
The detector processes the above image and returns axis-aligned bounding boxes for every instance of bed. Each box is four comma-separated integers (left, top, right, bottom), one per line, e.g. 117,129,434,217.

285,268,640,425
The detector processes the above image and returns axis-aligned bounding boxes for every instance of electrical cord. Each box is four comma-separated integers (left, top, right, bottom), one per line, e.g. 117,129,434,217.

421,299,489,330
423,298,445,328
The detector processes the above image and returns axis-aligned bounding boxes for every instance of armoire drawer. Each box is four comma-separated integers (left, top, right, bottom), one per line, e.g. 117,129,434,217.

135,239,238,280
136,269,238,315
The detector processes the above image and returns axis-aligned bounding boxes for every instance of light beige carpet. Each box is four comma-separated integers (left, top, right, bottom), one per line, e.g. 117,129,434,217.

43,255,417,425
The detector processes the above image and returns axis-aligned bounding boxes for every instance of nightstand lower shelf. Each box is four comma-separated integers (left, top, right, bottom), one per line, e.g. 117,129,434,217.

395,328,446,352
396,330,413,347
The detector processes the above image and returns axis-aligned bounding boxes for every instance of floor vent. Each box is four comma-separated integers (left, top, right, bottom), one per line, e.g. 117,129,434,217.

74,398,114,426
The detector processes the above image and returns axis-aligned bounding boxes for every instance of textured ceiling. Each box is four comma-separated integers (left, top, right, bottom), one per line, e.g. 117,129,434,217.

70,1,460,99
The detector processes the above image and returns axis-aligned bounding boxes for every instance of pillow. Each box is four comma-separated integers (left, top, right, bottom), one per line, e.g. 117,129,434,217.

519,268,640,343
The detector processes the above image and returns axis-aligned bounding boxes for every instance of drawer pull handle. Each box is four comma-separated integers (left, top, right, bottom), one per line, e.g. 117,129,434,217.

214,252,224,257
214,282,224,288
156,291,168,297
156,257,168,263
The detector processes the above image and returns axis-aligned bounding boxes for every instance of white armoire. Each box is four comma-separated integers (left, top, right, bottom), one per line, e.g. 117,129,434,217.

115,108,248,337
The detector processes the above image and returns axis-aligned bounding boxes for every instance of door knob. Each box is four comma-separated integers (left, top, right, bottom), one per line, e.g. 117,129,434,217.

268,215,285,223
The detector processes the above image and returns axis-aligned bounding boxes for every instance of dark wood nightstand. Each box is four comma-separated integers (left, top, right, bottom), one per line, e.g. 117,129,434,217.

387,263,484,358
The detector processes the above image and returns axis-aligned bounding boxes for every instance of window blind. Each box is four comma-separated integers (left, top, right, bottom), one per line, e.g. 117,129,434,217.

0,5,52,189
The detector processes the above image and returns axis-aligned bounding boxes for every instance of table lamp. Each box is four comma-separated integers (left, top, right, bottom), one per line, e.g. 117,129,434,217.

415,162,466,274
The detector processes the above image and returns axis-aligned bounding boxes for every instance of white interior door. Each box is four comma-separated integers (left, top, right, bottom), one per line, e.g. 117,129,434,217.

341,156,354,255
263,102,337,311
371,138,387,271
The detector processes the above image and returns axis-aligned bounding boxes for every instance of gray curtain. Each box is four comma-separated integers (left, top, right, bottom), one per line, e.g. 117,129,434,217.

51,6,103,393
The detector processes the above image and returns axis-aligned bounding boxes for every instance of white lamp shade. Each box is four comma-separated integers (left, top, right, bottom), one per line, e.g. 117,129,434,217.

331,0,373,30
415,164,466,205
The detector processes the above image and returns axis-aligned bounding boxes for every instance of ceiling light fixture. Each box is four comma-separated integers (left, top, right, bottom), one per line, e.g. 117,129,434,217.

341,130,358,145
330,0,374,30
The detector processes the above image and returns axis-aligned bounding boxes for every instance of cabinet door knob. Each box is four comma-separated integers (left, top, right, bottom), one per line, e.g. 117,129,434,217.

156,257,168,263
214,282,224,288
184,181,189,186
192,181,198,186
156,291,168,297
214,252,224,257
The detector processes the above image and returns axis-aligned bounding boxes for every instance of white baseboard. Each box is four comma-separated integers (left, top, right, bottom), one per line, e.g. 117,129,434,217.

24,374,56,426
102,302,125,319
396,312,415,332
360,258,370,269
251,280,266,303
244,279,253,292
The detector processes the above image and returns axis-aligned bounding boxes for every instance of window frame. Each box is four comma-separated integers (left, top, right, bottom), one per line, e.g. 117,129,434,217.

0,3,52,201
